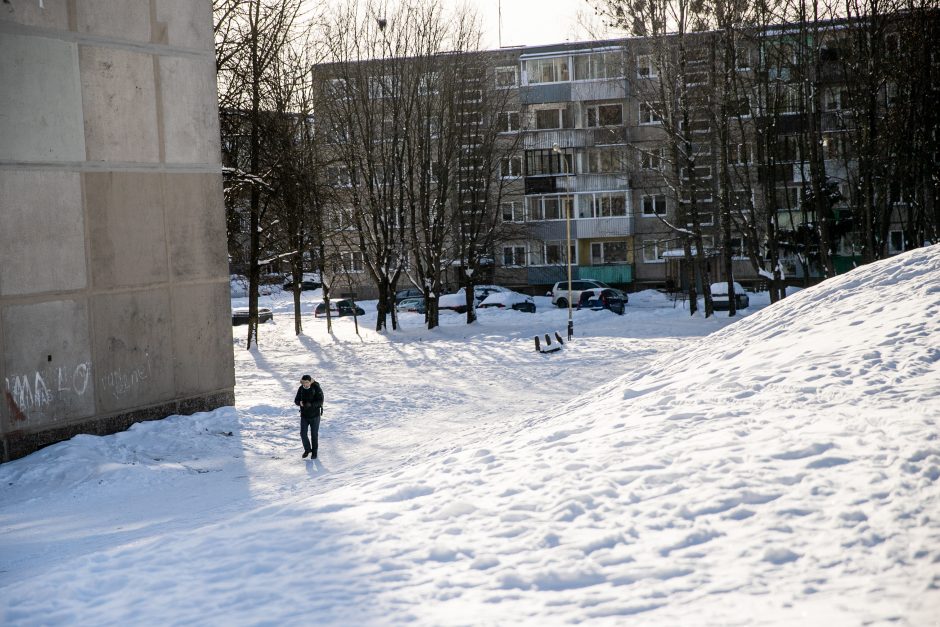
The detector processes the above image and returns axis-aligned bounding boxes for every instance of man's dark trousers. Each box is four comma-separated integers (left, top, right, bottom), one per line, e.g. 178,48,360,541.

301,412,320,457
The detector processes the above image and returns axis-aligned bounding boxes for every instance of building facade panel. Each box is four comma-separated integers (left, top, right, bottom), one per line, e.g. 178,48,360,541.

1,2,234,462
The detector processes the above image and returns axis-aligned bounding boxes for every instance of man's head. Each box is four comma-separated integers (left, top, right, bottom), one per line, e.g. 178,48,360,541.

301,374,312,387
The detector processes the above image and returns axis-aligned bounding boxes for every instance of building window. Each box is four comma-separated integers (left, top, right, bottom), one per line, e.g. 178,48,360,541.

888,230,905,254
728,95,751,117
328,78,349,99
591,193,627,217
327,165,352,187
680,165,713,180
525,56,570,84
824,88,847,111
500,156,522,178
728,237,748,259
495,65,518,89
642,194,667,216
535,108,570,130
341,251,364,273
573,51,623,81
639,102,661,125
735,46,752,70
640,147,665,170
369,75,400,99
527,195,572,221
502,245,527,267
682,201,715,227
643,240,664,263
730,142,753,165
636,54,656,78
591,241,628,265
680,118,711,133
501,202,524,223
497,111,521,133
775,186,801,210
731,189,753,213
418,72,439,95
543,241,573,265
526,149,572,176
586,103,623,127
584,147,621,173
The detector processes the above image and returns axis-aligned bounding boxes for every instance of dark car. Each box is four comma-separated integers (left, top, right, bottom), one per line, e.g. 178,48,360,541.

710,282,749,311
232,307,273,325
396,297,427,314
283,279,321,291
395,287,424,304
477,290,536,313
577,288,627,315
314,299,365,318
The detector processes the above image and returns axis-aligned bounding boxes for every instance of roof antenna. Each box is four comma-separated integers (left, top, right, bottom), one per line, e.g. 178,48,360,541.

498,0,502,47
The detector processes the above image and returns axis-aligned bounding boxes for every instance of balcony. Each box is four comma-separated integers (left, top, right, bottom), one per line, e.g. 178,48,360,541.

575,216,634,237
579,264,634,284
523,127,627,150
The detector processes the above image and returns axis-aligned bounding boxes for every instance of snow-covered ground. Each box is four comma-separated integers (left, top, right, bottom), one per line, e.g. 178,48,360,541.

2,247,939,626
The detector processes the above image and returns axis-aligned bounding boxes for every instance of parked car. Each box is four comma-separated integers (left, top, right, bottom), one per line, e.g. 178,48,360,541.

283,273,321,291
577,288,627,315
439,285,511,313
710,281,749,310
396,297,426,314
314,299,365,318
232,307,273,326
550,280,614,308
395,287,424,304
477,290,536,313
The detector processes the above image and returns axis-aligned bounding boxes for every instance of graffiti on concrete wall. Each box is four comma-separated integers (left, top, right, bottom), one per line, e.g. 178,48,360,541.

3,353,157,423
98,354,153,400
4,362,92,422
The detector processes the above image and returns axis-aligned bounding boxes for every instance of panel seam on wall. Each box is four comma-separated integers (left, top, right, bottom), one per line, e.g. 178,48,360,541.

0,19,213,62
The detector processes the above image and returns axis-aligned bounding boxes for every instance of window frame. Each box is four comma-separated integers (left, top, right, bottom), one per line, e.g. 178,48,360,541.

586,102,624,128
641,194,667,217
590,240,629,265
495,65,518,89
639,101,662,125
501,245,528,267
636,54,657,78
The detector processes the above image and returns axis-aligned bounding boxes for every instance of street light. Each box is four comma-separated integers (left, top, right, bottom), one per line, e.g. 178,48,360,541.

552,142,573,341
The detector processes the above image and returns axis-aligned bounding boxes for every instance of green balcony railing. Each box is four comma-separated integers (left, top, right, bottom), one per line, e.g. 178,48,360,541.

579,264,633,285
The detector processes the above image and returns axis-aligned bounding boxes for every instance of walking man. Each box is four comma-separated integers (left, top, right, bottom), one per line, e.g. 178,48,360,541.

294,374,323,459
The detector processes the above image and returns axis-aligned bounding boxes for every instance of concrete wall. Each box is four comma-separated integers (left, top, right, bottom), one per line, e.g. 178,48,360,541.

0,1,234,462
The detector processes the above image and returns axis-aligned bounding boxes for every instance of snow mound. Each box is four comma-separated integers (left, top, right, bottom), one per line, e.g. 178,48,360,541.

384,245,940,624
1,246,937,626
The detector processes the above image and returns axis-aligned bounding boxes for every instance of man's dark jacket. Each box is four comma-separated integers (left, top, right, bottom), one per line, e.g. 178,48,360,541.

294,382,323,419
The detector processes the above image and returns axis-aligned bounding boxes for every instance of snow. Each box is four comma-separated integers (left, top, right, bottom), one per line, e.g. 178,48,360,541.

2,246,939,625
477,290,533,308
709,281,746,295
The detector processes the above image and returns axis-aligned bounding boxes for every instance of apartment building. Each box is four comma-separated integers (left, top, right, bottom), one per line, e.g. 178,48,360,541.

226,14,937,300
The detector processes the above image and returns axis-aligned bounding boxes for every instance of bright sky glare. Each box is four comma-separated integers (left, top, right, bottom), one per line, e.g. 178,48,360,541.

468,0,610,49
318,0,616,50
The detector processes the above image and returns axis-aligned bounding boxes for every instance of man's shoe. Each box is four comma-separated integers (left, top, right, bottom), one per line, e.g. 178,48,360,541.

302,450,310,458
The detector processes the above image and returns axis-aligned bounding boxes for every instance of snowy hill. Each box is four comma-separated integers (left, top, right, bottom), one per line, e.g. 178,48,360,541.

1,245,938,626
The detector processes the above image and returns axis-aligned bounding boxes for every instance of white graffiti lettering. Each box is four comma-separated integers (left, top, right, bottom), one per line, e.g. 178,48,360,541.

98,356,153,400
4,362,91,418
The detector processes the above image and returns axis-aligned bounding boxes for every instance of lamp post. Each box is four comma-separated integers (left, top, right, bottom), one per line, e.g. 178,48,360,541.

552,142,573,341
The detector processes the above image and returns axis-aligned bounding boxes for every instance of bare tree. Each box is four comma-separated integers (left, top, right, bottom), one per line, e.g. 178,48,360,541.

215,0,306,349
593,0,718,316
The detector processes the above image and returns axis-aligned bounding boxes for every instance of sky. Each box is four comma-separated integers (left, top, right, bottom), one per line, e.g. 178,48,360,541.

1,246,938,624
318,0,617,50
469,0,611,49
